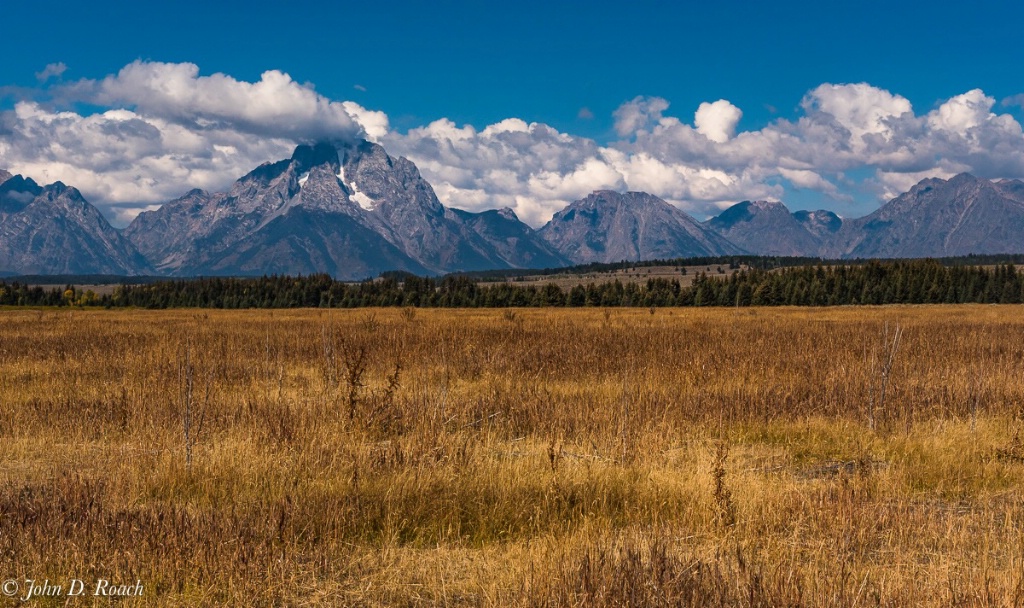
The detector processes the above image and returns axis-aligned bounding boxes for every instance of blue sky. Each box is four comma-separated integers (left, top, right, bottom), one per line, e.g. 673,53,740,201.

2,0,1024,226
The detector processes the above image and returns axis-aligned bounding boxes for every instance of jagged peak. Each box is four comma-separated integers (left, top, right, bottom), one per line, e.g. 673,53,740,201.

42,181,89,205
237,158,292,186
496,207,519,221
904,175,952,196
949,172,980,183
340,139,390,166
712,200,785,226
46,181,68,194
708,201,751,226
0,174,42,195
794,208,840,220
581,190,667,204
793,208,843,233
903,173,990,199
291,142,340,173
749,199,788,211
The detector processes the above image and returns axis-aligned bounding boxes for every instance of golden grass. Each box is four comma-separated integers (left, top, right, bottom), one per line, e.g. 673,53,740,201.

3,306,1024,605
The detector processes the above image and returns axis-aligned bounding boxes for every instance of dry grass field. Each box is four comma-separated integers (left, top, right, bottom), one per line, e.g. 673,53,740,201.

3,306,1024,606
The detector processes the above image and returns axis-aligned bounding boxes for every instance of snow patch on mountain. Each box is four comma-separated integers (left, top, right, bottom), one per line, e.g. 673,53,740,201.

350,190,376,210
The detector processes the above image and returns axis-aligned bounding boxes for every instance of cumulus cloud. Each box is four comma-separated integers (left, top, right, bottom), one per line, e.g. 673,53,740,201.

71,61,367,143
778,168,841,197
613,96,669,137
2,62,1024,229
0,62,396,224
801,83,912,148
405,82,1024,222
384,118,609,226
694,100,742,143
873,168,960,200
0,100,297,213
928,89,994,132
342,101,388,141
386,113,780,225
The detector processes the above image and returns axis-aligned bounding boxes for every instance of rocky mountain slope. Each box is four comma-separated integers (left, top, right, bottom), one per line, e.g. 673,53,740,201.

124,143,421,278
125,141,565,279
705,200,838,257
831,173,1024,258
6,150,1024,278
538,190,741,264
0,176,150,275
448,207,566,269
703,174,1024,259
793,209,843,243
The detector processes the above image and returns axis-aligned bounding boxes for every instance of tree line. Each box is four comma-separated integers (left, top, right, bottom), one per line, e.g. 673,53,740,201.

2,260,1024,309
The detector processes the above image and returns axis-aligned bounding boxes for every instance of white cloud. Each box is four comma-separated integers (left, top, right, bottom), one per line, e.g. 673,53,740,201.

0,62,398,224
342,101,389,141
111,204,161,225
613,96,669,137
481,118,531,136
3,62,1024,230
388,113,781,224
80,60,367,143
1,100,297,214
694,99,742,143
927,89,993,133
385,117,607,226
527,157,625,201
801,83,912,148
874,168,960,200
778,168,841,196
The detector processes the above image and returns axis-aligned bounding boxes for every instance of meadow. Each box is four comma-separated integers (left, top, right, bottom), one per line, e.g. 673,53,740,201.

2,306,1024,606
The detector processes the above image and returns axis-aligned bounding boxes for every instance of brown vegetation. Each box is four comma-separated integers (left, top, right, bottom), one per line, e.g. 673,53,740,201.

2,306,1024,605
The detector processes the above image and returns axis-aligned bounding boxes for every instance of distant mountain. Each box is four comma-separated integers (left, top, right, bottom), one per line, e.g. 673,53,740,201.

706,200,837,256
449,207,568,269
125,143,417,278
0,177,150,275
538,190,741,264
793,209,843,242
0,175,42,216
833,173,1024,258
336,140,553,273
10,150,1024,279
126,141,561,279
702,174,1024,259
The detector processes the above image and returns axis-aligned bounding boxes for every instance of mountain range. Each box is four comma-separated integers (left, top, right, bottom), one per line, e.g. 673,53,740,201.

2,140,1024,278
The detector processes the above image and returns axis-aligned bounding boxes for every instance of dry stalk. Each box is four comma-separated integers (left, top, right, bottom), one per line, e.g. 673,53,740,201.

868,322,903,431
712,440,736,528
